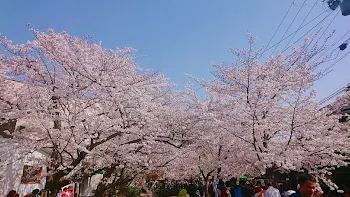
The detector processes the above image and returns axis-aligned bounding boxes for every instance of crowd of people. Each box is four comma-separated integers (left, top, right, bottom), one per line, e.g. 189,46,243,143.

170,174,350,197
6,189,40,197
5,174,350,197
204,174,330,197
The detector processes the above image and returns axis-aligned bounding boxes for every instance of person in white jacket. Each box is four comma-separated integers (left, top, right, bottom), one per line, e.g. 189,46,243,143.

264,179,281,197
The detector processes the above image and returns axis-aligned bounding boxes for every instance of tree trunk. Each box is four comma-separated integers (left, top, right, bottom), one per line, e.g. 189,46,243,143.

217,145,222,178
93,166,116,197
45,170,70,196
93,176,132,197
94,183,109,197
204,176,210,197
200,169,213,197
45,94,66,195
93,165,135,197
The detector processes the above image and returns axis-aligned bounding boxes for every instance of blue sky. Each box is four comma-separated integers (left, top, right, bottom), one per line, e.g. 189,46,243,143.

1,0,350,103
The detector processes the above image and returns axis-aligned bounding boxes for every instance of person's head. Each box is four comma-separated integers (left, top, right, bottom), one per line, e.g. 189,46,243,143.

239,179,246,187
7,190,17,197
298,174,317,197
264,178,278,188
14,194,19,197
226,180,232,188
32,189,40,195
230,177,237,185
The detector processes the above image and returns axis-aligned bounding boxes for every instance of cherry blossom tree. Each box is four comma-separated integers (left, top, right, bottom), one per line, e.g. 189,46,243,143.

163,85,262,197
327,86,350,114
2,25,349,195
0,26,188,196
186,34,350,188
323,86,350,190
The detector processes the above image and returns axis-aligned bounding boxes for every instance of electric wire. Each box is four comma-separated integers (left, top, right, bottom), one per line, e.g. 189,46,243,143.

260,0,295,58
320,77,350,105
320,48,350,77
282,0,319,52
319,86,346,105
261,11,329,56
312,28,350,63
270,0,308,56
314,29,350,62
313,10,340,49
281,10,334,53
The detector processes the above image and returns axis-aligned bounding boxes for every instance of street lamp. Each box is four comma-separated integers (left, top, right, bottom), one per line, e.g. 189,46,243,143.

340,0,350,15
327,0,350,16
328,0,342,10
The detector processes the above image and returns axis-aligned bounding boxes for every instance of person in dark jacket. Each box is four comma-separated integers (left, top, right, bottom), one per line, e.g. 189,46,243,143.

7,190,17,197
226,180,236,197
187,181,197,197
241,180,253,197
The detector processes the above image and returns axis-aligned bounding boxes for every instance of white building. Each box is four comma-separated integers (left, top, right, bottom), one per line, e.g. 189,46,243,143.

0,138,48,197
0,121,103,197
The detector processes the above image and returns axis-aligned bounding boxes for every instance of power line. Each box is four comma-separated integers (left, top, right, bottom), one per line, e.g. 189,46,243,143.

260,0,295,58
281,11,334,53
297,11,338,65
321,48,350,77
312,28,350,63
261,11,329,56
320,77,350,105
270,0,308,56
319,86,346,105
322,0,331,12
338,77,350,90
332,49,341,60
316,29,350,105
313,10,340,49
282,0,318,52
290,1,315,7
286,11,346,105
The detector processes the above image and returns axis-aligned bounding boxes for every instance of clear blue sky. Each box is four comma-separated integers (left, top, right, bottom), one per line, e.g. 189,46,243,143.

1,0,350,103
